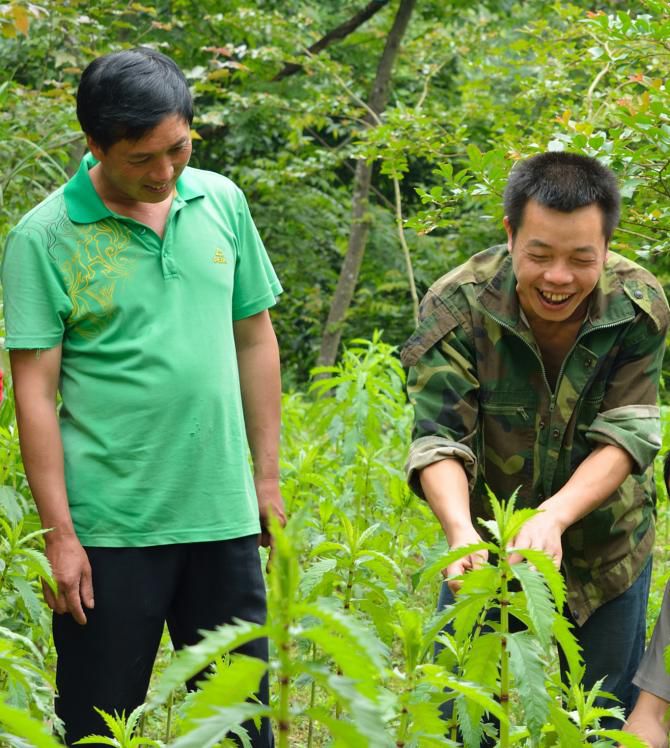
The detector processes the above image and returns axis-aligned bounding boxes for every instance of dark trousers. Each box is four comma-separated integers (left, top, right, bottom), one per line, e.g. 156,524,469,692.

53,536,273,747
436,556,652,739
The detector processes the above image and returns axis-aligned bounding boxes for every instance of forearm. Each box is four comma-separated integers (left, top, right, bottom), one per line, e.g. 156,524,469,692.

541,444,634,531
235,315,281,479
15,396,75,537
419,458,474,544
10,347,76,538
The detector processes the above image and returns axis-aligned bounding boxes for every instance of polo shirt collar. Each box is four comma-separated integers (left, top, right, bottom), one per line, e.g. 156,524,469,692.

63,153,205,225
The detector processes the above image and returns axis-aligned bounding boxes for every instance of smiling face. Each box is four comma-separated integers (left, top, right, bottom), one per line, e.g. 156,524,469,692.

86,113,192,206
504,199,608,325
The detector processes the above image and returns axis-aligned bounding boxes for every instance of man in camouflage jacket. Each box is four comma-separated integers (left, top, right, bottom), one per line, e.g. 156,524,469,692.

402,152,669,717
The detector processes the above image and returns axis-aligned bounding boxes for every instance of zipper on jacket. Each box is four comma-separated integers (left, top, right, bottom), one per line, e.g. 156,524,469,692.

483,309,635,400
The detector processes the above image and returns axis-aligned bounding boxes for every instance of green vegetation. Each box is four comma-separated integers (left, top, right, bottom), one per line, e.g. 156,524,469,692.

1,0,670,745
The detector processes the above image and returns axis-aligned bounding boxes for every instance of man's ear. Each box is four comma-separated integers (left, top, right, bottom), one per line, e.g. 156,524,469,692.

86,134,104,161
503,216,514,252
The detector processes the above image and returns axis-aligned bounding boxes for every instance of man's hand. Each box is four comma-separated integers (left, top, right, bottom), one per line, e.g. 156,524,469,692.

255,477,286,549
622,690,670,748
44,532,94,625
508,506,564,568
444,524,489,594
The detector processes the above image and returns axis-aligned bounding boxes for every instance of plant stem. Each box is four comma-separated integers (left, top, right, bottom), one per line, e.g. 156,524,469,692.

164,689,174,743
499,566,510,748
392,176,419,326
306,642,317,748
277,621,291,748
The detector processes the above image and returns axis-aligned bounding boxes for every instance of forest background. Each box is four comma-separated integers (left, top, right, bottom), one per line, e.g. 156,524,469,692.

1,1,670,746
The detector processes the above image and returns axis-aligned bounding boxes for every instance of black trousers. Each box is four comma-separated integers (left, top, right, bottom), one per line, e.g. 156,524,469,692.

53,536,273,747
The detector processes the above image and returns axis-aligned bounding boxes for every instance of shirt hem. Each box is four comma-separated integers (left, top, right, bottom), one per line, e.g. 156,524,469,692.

632,674,670,703
4,336,63,350
75,522,261,548
233,288,283,321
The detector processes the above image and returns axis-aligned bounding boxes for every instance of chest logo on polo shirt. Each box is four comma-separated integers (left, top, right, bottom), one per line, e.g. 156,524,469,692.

61,220,136,339
213,248,227,264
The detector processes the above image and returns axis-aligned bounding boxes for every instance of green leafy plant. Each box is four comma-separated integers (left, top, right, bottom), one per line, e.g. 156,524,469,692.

74,705,162,747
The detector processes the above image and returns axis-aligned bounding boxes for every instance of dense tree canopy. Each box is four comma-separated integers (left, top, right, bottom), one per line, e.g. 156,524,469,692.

2,3,670,746
1,0,669,382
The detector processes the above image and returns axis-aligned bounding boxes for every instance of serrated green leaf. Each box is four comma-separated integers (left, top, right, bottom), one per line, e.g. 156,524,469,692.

552,614,583,682
299,558,338,598
168,704,265,748
301,614,386,693
458,633,501,747
507,632,550,738
152,620,266,704
414,542,495,591
421,665,508,725
182,655,267,726
11,574,43,623
512,548,566,610
0,699,62,747
594,729,647,747
306,672,393,747
545,700,583,747
498,508,539,547
509,563,555,648
19,547,56,589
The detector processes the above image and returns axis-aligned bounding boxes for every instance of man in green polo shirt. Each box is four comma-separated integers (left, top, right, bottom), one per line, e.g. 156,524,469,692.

1,48,282,746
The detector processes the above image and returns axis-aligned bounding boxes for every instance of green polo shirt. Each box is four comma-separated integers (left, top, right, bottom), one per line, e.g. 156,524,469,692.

1,154,282,546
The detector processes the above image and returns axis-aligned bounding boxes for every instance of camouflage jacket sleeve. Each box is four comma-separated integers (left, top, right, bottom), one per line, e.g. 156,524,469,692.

584,301,668,473
401,293,479,498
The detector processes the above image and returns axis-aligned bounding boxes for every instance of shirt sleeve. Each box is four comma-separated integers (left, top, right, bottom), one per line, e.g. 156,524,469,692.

584,305,668,474
1,225,71,350
634,580,670,701
401,293,480,498
231,189,282,321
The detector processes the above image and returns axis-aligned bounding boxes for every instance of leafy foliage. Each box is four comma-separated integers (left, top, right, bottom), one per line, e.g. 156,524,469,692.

1,0,670,745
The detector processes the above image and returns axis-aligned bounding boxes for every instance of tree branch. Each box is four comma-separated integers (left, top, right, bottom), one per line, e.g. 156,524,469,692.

273,0,390,82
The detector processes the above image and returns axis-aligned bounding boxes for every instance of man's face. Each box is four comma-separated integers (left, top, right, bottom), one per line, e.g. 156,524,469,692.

87,113,192,205
505,199,608,325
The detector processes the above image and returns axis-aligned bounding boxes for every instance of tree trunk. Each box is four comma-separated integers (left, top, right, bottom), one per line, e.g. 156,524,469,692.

317,0,417,369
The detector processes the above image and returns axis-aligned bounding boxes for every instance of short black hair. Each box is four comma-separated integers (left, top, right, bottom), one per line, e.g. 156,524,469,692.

77,47,193,151
664,451,670,491
503,152,621,242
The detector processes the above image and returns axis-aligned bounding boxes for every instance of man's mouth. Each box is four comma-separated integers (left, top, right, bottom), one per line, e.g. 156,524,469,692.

538,289,574,306
146,183,170,194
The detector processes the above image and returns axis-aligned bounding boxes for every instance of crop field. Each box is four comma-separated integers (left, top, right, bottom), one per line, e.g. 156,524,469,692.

0,338,668,747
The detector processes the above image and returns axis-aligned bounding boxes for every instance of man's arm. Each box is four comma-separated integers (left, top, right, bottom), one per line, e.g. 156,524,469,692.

404,309,483,591
233,310,286,546
509,444,633,566
10,346,93,625
420,458,488,592
623,691,670,748
510,296,668,564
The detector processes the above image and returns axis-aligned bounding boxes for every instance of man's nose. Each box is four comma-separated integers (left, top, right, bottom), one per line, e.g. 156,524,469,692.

544,262,573,285
149,158,174,183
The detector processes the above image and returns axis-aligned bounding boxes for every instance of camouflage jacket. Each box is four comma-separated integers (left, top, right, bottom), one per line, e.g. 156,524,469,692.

402,245,669,624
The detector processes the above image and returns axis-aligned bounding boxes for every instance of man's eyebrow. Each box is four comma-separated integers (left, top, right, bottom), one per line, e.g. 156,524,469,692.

525,239,598,253
129,137,190,158
573,245,598,254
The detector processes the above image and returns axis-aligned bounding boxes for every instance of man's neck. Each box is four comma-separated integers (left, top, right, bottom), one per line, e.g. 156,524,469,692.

525,303,589,390
89,164,174,239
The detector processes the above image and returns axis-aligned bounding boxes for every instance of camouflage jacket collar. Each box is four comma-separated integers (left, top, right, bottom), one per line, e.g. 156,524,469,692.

476,248,659,339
